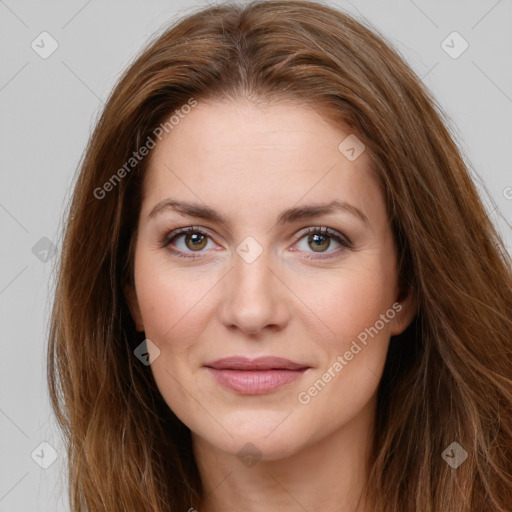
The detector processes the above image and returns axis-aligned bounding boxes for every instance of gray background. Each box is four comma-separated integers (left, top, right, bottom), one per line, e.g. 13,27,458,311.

1,0,511,510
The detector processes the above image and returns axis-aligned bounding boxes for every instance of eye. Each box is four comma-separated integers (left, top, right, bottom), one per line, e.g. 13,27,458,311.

163,227,216,259
292,227,351,259
162,225,352,260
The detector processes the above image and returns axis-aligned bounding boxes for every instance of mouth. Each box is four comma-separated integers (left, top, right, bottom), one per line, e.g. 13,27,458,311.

203,356,310,395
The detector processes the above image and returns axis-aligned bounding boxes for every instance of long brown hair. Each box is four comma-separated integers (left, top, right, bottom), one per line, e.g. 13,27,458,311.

47,1,512,510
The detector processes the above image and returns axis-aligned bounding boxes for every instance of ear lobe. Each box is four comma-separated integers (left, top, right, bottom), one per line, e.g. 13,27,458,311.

390,286,417,336
124,284,144,332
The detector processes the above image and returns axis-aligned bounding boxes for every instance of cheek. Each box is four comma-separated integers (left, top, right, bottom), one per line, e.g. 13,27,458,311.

291,250,396,406
293,257,397,346
293,269,394,442
134,254,215,345
133,256,216,427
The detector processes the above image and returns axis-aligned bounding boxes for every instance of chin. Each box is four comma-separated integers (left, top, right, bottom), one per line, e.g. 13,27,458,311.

191,409,311,461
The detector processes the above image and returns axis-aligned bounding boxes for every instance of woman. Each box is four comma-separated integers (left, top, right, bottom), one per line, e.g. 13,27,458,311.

47,1,512,510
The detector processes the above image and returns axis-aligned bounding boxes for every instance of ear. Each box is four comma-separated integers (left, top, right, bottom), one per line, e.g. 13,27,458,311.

389,284,417,336
124,283,144,332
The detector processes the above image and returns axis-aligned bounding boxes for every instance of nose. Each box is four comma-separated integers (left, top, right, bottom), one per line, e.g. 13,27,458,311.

217,249,290,336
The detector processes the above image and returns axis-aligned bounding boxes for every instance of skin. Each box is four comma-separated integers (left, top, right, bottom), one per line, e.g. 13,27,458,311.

126,98,416,512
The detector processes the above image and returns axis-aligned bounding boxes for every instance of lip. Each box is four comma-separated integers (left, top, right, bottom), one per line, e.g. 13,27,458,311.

205,356,309,371
204,357,310,395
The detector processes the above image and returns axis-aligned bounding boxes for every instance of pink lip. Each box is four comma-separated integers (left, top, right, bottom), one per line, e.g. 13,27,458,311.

204,357,310,395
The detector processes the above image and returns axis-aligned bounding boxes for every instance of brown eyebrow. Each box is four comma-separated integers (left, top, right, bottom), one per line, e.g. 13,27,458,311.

147,198,369,226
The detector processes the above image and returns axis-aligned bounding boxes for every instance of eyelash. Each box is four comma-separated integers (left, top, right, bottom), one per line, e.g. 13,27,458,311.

162,226,352,260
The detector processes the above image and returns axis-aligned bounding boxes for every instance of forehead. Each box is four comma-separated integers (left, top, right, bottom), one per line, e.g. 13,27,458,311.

141,99,381,221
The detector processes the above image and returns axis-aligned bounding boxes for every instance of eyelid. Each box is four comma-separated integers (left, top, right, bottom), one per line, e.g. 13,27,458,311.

293,226,352,245
162,225,213,245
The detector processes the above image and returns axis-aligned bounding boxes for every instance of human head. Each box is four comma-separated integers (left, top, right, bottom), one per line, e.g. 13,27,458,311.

48,1,512,511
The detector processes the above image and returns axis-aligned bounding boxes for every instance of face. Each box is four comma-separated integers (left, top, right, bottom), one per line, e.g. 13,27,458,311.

126,98,416,460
